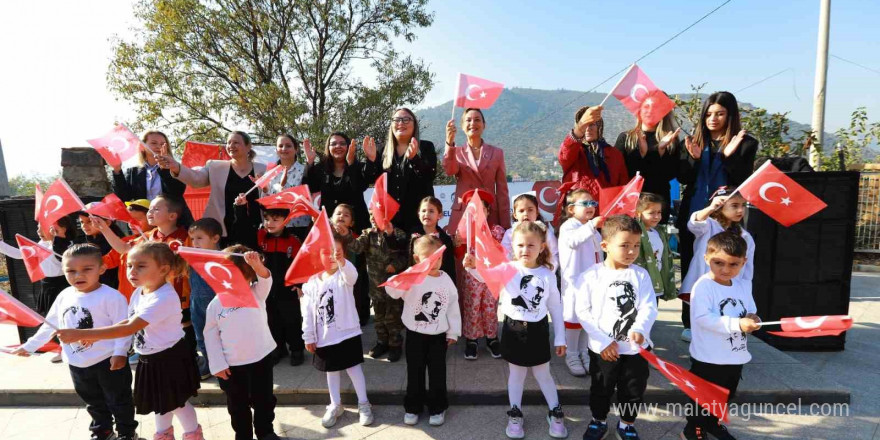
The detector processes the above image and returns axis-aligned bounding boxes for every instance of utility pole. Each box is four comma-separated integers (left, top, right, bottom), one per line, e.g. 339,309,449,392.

0,139,9,198
810,0,831,169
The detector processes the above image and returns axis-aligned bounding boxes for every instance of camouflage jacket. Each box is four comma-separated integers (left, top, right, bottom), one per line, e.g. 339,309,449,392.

341,227,410,284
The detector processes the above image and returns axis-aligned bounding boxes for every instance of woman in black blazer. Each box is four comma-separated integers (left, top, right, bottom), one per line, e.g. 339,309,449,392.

110,130,190,219
677,91,758,338
364,107,438,234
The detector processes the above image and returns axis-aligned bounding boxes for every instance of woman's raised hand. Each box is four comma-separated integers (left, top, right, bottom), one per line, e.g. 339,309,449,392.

405,137,420,160
574,105,603,137
346,138,357,166
157,143,180,173
723,129,748,157
658,128,682,156
363,136,377,162
685,135,702,160
303,139,316,165
445,119,456,146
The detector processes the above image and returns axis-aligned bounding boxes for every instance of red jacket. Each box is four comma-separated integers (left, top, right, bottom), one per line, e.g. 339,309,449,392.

558,133,629,200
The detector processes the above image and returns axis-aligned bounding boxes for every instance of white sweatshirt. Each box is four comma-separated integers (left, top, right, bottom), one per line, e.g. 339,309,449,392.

502,221,559,270
681,214,755,294
203,275,277,374
386,271,461,340
471,262,565,347
573,263,658,356
22,285,129,368
128,283,185,355
301,260,361,348
558,217,604,323
689,274,757,365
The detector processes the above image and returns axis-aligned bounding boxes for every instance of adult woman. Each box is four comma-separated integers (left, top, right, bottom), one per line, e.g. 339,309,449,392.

677,91,757,341
160,131,266,248
443,108,511,233
265,134,311,240
111,130,189,212
364,108,437,234
556,106,629,222
305,132,376,232
614,104,683,223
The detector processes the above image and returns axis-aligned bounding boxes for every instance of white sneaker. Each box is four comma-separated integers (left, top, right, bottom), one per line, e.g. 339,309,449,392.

321,404,344,428
50,353,63,363
565,354,586,377
579,351,591,375
358,402,374,426
547,405,568,439
506,406,525,439
404,412,419,425
428,411,445,426
681,328,692,342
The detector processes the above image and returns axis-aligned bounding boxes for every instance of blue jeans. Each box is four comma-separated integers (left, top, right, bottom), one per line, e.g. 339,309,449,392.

189,269,215,370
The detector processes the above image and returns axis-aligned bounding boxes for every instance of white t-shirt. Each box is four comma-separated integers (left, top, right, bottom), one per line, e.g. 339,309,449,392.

681,215,755,294
386,271,461,339
573,263,658,356
647,228,664,274
128,283,185,355
558,217,603,322
502,221,559,270
203,275,277,374
689,274,757,365
301,260,362,348
22,285,130,368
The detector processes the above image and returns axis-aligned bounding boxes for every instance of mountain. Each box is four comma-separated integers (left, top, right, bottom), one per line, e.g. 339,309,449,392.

415,87,822,181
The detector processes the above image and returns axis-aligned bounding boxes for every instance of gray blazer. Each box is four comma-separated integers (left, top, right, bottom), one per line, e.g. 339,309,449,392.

172,159,267,236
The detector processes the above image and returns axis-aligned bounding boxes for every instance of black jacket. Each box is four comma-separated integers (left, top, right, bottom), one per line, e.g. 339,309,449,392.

111,165,193,223
306,161,371,232
364,140,438,234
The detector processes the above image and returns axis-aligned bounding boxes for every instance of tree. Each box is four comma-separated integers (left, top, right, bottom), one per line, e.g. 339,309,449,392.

8,173,60,197
109,0,435,149
828,107,880,170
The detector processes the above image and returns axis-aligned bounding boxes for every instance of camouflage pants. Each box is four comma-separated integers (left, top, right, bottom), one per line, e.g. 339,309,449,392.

369,285,404,347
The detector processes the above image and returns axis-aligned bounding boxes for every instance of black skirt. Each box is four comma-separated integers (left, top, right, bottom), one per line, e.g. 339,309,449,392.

501,315,551,367
134,338,201,415
37,276,69,315
313,335,364,372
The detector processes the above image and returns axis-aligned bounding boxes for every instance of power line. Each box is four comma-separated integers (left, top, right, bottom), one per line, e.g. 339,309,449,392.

520,0,733,131
830,54,880,76
735,68,792,93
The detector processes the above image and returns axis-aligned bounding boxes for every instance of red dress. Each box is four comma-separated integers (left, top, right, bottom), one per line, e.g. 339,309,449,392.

556,133,629,221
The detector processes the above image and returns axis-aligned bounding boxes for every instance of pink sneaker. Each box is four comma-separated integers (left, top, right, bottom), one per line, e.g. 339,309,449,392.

182,425,204,440
506,405,525,439
153,426,175,440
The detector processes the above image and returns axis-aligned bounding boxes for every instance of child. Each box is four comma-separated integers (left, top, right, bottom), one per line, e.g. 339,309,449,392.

465,221,567,440
187,218,222,380
255,207,305,366
455,188,505,360
13,244,137,440
108,199,153,300
203,245,281,440
36,216,77,316
558,188,603,377
386,235,461,427
125,199,153,233
634,193,677,302
501,193,559,269
301,236,374,428
340,211,409,362
79,208,124,289
574,215,658,440
680,232,760,440
679,187,755,343
411,196,456,283
331,204,371,325
56,242,204,440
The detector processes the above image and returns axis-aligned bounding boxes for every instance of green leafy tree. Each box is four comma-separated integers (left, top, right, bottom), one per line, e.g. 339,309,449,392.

825,107,880,170
109,0,435,151
8,173,60,197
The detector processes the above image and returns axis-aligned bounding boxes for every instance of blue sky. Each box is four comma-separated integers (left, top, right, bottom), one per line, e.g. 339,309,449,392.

1,0,878,177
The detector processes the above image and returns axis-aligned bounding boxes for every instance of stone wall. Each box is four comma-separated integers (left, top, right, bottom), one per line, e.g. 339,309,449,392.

60,147,111,197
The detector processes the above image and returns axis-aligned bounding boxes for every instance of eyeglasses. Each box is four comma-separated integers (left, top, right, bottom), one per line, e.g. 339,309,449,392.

328,141,348,147
571,200,599,208
392,117,413,124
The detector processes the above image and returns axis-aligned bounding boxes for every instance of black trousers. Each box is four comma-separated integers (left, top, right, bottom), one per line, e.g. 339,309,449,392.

588,351,649,423
679,227,695,329
404,330,449,415
267,297,304,355
354,258,371,325
217,354,277,440
69,357,138,436
685,358,743,429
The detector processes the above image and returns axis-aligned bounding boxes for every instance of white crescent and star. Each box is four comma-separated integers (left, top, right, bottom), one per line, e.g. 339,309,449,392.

109,135,135,158
465,85,488,101
758,182,792,206
204,262,234,290
20,246,36,259
793,316,828,329
43,195,64,218
629,84,649,103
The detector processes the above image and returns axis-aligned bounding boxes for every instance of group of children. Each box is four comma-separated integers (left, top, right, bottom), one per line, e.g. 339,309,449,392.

13,182,759,440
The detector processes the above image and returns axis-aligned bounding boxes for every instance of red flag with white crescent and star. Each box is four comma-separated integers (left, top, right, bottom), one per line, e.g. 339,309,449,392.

369,173,400,233
14,234,55,283
598,173,644,218
37,179,86,236
734,161,827,227
609,64,676,126
85,194,140,230
176,246,258,308
250,163,284,191
465,192,516,299
285,207,335,285
639,347,730,422
0,288,46,327
86,123,146,169
256,184,320,221
455,73,504,109
767,315,852,338
380,245,446,290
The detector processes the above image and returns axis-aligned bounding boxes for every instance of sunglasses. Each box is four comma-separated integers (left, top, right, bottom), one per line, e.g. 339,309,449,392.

571,200,599,208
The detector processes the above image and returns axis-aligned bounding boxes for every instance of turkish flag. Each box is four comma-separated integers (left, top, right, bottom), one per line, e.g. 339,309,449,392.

285,207,334,285
455,73,504,109
464,192,515,299
181,141,229,168
176,246,258,308
0,288,46,327
599,173,644,218
734,161,827,227
86,124,145,169
532,181,562,218
85,194,140,229
369,173,400,232
639,347,730,423
380,245,446,290
2,341,61,354
250,164,284,190
256,184,319,221
767,315,853,338
610,64,675,126
37,179,86,236
15,234,56,282
34,184,43,221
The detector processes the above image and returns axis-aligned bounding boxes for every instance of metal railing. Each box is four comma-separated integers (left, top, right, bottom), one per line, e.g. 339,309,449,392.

856,170,880,253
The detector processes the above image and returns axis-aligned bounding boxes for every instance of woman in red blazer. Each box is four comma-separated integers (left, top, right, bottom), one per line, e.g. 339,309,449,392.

557,105,629,222
442,108,511,233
